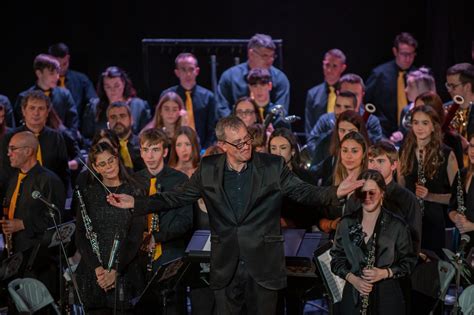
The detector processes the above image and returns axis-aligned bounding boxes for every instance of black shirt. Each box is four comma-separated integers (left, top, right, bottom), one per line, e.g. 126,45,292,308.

4,163,65,253
223,161,252,219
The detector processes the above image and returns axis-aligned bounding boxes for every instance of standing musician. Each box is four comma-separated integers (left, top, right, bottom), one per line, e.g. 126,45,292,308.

1,131,65,296
107,116,363,314
74,142,145,313
398,105,458,257
449,132,474,254
133,128,192,313
330,170,417,315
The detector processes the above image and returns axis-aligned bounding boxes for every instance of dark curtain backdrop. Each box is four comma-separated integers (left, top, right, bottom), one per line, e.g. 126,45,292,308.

1,0,472,134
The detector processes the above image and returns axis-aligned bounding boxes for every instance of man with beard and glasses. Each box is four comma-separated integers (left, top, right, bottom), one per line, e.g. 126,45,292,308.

106,102,145,172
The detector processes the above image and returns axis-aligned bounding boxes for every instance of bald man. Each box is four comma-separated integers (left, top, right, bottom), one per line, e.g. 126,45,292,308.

1,131,65,296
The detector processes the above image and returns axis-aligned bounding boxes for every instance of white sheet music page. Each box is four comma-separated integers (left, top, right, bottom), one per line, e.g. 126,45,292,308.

203,234,211,251
317,249,346,303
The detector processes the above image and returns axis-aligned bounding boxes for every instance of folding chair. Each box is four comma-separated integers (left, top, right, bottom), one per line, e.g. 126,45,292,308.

8,278,61,314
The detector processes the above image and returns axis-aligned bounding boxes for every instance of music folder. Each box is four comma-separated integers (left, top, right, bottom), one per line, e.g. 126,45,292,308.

313,241,345,304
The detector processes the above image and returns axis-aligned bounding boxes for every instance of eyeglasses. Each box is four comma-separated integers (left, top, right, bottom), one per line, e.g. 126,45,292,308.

397,51,416,58
95,155,117,168
355,190,378,201
236,109,256,117
7,146,29,153
252,49,277,60
224,135,253,150
445,81,464,90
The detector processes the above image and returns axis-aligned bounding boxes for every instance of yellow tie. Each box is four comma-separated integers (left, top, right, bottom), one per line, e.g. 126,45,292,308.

184,91,196,130
397,71,408,125
327,86,336,113
119,139,133,169
258,107,265,122
148,178,162,260
58,76,66,88
8,173,27,219
34,133,43,165
43,90,51,97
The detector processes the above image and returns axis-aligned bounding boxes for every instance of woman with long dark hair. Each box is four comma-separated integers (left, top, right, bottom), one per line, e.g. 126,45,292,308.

168,126,200,178
82,66,151,142
74,142,145,313
269,128,317,230
331,170,417,315
319,131,368,234
398,105,458,257
313,110,370,186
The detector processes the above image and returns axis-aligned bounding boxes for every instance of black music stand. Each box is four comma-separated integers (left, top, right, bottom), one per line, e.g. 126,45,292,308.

133,257,190,314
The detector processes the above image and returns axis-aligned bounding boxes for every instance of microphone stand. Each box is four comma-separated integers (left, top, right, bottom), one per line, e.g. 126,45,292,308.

45,203,85,313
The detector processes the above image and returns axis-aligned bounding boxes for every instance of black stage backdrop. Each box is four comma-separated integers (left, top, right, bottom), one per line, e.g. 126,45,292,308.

1,0,472,135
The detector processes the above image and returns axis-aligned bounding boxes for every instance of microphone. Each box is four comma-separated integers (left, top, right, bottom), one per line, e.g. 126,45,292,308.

107,232,121,272
455,234,471,258
32,191,60,212
282,115,301,123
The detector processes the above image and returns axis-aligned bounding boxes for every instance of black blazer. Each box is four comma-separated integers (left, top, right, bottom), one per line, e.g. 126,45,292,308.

133,166,193,265
135,152,340,290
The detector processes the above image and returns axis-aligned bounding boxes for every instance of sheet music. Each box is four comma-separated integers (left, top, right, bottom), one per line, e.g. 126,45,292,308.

203,234,211,251
316,249,345,303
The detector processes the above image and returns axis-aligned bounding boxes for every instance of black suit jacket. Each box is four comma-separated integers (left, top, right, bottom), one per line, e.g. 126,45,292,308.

135,152,339,290
133,166,193,265
365,60,415,137
14,86,79,132
4,164,65,253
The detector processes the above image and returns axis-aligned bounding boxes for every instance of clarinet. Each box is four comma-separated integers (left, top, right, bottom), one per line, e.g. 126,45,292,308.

361,232,377,315
2,198,13,258
417,149,427,216
456,170,467,216
75,188,102,264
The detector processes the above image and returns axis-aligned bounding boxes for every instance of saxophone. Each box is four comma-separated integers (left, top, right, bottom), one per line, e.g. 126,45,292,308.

2,198,12,258
75,188,102,264
456,170,466,216
361,232,377,315
417,149,427,216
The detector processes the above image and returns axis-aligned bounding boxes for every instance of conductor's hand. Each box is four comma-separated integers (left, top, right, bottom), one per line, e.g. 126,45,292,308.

107,193,135,208
336,172,365,198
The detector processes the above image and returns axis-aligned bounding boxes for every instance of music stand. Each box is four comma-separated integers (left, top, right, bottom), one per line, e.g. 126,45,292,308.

0,245,40,282
133,257,190,314
313,241,345,315
43,221,76,249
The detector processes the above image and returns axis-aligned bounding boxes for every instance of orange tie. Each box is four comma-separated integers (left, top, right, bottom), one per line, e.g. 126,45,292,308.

327,86,336,113
397,71,408,125
147,178,162,260
43,90,51,97
119,139,133,169
8,173,27,219
58,76,66,88
34,133,43,165
258,107,265,122
184,91,196,130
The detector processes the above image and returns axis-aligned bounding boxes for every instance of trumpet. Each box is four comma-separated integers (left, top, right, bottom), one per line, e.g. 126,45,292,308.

362,103,376,123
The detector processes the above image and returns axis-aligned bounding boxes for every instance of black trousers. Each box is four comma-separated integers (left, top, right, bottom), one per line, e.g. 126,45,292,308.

213,260,278,315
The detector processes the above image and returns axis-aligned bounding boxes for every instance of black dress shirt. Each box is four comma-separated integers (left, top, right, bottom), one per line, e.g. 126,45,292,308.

4,163,65,253
223,162,252,220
